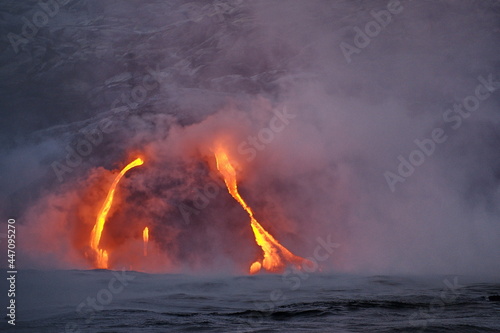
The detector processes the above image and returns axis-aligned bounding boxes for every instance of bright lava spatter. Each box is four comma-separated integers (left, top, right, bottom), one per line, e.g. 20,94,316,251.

90,157,144,269
143,226,149,256
214,147,310,274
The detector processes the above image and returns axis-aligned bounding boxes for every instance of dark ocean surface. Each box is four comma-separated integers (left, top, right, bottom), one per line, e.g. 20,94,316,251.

1,270,499,332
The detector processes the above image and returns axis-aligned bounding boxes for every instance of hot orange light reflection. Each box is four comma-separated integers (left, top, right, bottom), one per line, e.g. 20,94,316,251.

214,146,309,274
90,157,144,268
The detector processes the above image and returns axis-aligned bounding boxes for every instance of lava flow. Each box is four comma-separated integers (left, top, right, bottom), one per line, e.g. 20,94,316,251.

214,146,310,274
143,227,149,256
90,157,144,269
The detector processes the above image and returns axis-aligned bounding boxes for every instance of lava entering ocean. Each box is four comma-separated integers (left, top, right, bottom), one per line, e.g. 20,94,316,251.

89,157,144,269
82,145,310,273
214,146,310,274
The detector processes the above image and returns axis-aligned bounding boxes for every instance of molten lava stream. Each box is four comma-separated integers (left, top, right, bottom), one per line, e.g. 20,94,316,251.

90,157,144,269
143,226,149,256
214,147,310,274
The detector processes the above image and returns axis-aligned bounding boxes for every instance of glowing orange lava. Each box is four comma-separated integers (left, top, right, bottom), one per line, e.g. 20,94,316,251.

90,157,144,268
214,147,309,274
143,226,149,256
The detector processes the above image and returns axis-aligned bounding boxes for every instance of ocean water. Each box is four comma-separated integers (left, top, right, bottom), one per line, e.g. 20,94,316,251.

2,270,499,332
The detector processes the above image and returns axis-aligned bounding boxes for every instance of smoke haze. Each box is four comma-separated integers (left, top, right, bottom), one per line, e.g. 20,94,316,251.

0,0,499,276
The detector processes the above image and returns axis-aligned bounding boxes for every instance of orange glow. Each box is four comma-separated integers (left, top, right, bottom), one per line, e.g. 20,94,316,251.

143,227,149,256
249,261,262,274
214,146,309,274
90,157,144,268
